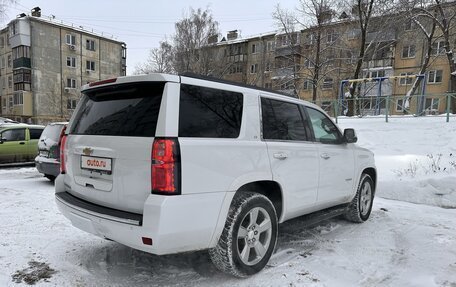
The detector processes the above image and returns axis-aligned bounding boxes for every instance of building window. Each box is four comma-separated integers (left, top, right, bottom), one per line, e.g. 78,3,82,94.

326,30,338,43
399,72,414,85
347,29,360,40
86,39,95,51
66,57,76,68
266,41,275,52
13,69,31,84
1,57,5,68
264,82,272,89
365,70,385,78
250,63,258,74
431,40,445,56
303,79,312,90
396,99,405,112
122,46,127,59
12,46,30,60
8,76,12,89
1,97,6,109
7,55,11,68
13,92,23,105
402,45,416,58
322,78,333,89
66,34,76,46
0,36,4,48
86,60,95,71
265,62,271,72
428,70,443,83
66,78,76,89
425,98,439,111
251,43,257,54
10,21,17,36
304,59,314,68
67,99,78,110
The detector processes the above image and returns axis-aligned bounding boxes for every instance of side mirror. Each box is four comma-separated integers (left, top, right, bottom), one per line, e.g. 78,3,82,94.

343,128,358,143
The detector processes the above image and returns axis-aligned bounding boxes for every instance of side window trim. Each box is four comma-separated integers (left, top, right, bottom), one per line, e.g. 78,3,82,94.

298,104,314,142
305,106,343,145
260,96,311,143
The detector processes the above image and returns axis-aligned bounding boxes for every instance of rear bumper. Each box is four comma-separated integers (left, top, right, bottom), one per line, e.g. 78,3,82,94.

54,175,230,255
35,156,60,177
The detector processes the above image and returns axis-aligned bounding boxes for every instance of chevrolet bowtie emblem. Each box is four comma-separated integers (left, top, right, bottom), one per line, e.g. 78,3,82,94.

83,147,93,156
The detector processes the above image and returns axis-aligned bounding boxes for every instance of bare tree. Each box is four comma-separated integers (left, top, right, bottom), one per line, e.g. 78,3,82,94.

274,1,341,100
396,0,439,109
412,0,456,109
134,41,174,74
173,7,219,75
0,0,17,22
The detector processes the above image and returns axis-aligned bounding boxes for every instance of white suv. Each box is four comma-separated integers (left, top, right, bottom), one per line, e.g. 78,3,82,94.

55,73,376,277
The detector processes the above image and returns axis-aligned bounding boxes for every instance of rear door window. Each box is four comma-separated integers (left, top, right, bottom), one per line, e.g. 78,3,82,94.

29,128,43,140
261,98,309,141
70,82,165,137
179,84,243,138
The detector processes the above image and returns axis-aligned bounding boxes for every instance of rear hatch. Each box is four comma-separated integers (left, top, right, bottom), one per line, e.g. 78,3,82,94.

65,82,165,214
38,124,64,159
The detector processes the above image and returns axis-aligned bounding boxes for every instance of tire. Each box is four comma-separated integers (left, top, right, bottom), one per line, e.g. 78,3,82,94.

209,192,278,277
344,174,375,223
44,174,56,182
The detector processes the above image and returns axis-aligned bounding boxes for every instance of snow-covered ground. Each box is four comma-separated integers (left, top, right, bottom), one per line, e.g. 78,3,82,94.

1,116,455,286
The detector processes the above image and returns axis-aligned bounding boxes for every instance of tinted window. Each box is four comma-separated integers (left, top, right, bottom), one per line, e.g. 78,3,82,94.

29,128,43,140
70,83,164,137
179,84,243,138
306,107,342,144
41,125,63,141
261,98,308,141
1,128,25,141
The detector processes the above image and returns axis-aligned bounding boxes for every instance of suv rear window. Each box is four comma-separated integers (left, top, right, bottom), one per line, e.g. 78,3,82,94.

179,84,243,138
70,82,165,137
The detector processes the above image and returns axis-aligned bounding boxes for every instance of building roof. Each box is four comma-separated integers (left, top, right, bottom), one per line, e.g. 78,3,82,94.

1,13,125,46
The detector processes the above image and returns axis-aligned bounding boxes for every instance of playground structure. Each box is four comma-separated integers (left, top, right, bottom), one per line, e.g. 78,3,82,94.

338,74,427,116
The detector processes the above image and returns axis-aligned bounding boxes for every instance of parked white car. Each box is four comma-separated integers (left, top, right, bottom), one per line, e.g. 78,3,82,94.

55,73,376,277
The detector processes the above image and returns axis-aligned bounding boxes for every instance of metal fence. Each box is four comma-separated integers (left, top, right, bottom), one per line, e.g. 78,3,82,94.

314,93,456,123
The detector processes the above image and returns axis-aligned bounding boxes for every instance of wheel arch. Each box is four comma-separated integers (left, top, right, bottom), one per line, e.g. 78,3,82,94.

362,167,377,194
208,180,283,248
236,180,283,221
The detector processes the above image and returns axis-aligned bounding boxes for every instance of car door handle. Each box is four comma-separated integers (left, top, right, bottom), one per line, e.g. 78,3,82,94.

320,153,330,160
19,142,25,145
273,152,288,160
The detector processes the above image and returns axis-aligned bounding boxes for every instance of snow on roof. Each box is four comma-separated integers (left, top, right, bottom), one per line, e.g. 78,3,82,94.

4,14,125,45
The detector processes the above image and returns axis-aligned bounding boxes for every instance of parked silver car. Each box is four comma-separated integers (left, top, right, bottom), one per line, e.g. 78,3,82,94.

35,122,67,181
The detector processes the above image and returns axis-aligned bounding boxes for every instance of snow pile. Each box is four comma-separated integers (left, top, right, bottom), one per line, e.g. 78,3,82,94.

338,115,456,208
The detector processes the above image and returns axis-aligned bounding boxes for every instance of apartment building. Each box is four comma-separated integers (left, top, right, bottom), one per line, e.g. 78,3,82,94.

0,7,127,124
210,5,454,116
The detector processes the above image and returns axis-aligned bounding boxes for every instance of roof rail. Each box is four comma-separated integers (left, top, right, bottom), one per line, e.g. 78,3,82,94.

179,72,298,98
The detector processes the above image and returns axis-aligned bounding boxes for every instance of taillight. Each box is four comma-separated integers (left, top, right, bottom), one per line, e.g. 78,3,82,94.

151,138,181,195
88,78,117,87
59,126,68,174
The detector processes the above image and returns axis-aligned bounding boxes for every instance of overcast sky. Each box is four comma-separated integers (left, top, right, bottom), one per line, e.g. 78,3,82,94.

3,0,298,75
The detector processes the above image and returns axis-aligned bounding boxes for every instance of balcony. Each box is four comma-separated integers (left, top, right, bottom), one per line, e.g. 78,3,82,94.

13,57,31,69
363,58,394,69
275,45,301,58
271,67,295,79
